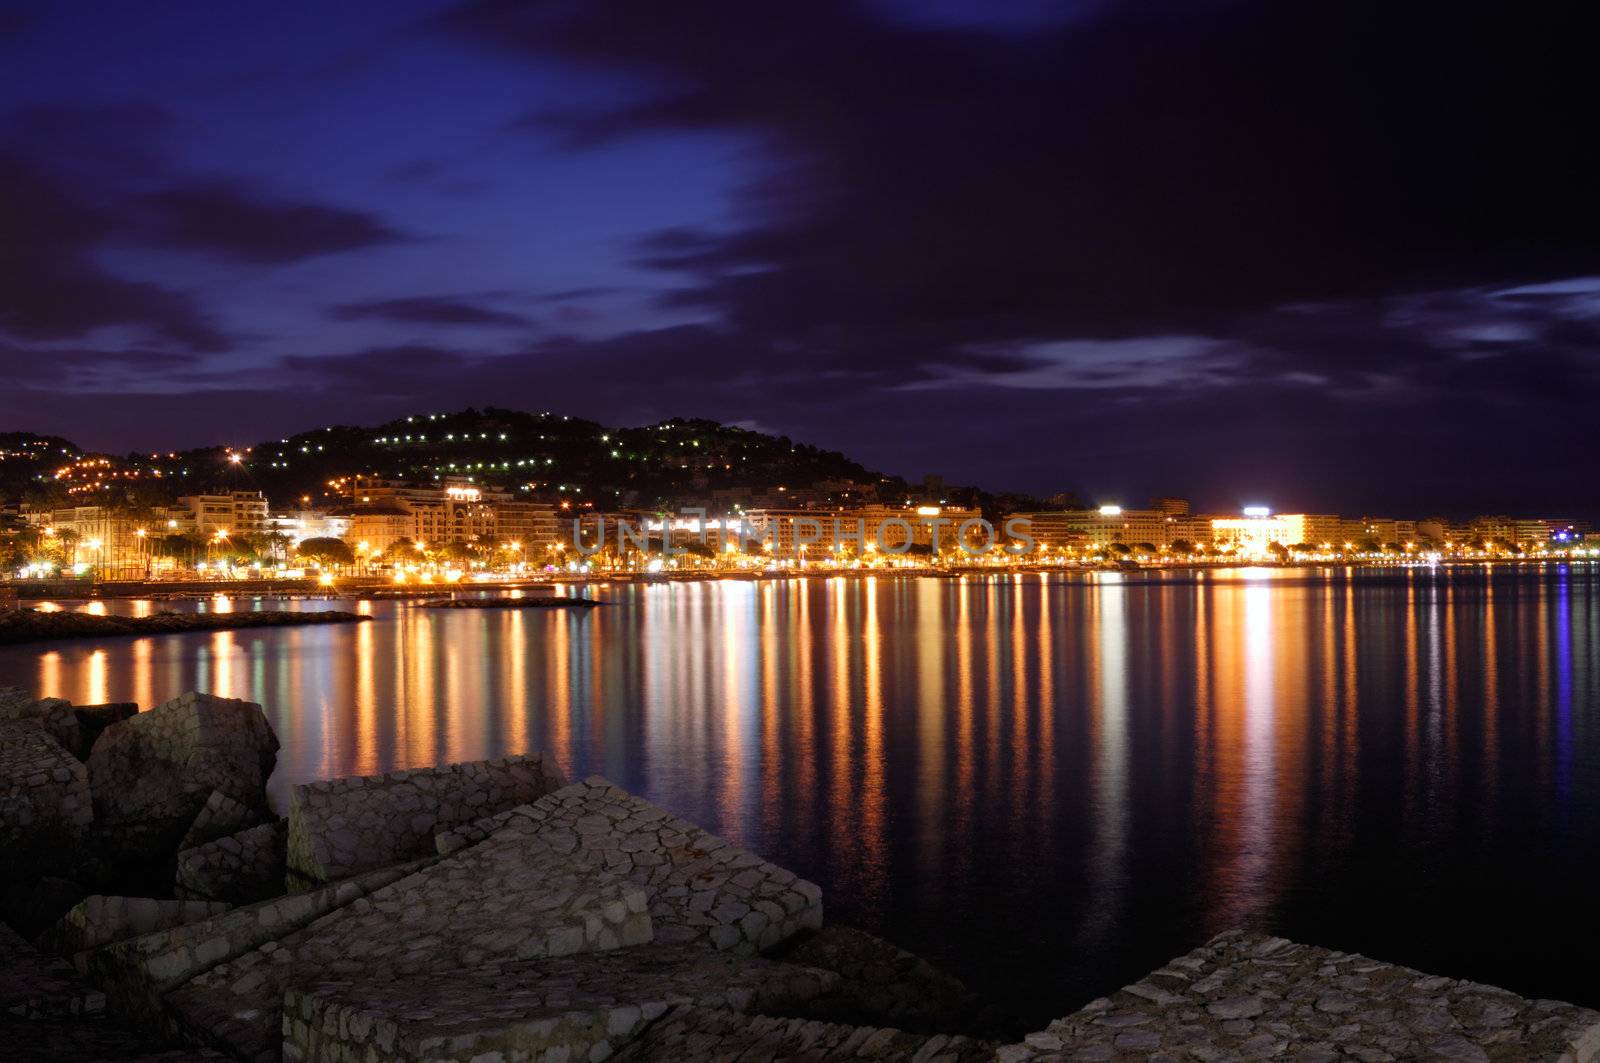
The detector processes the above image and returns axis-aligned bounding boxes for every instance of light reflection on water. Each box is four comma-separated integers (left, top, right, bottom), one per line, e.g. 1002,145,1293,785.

1,567,1597,1023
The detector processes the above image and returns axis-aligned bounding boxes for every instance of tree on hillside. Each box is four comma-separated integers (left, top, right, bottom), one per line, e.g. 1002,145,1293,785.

296,537,354,567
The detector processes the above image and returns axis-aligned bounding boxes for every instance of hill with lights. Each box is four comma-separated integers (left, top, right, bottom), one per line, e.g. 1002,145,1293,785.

0,409,1043,515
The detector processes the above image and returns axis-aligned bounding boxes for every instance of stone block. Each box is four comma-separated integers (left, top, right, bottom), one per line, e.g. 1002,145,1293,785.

0,718,94,847
175,820,286,904
282,943,839,1063
166,823,651,1061
611,1005,996,1061
85,692,278,855
1,691,82,758
178,790,260,852
87,860,427,1030
443,776,825,954
42,895,232,961
995,929,1600,1062
285,752,566,885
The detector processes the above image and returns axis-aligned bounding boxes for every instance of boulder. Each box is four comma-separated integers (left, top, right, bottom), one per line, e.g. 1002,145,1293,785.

174,821,287,905
0,719,94,850
285,753,566,885
0,690,82,758
84,693,278,855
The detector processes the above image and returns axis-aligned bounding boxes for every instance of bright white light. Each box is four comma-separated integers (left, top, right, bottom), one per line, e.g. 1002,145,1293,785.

1098,505,1122,516
1243,506,1271,517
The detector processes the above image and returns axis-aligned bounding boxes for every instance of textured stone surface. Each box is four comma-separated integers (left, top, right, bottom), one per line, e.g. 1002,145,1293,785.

0,1012,226,1061
282,943,840,1063
1,689,82,758
778,925,978,1031
442,775,824,954
1,920,105,1019
179,790,261,852
87,861,427,1029
85,692,278,853
0,718,94,846
43,895,232,960
175,820,287,904
996,930,1600,1062
612,1005,996,1061
167,824,651,1061
286,753,566,885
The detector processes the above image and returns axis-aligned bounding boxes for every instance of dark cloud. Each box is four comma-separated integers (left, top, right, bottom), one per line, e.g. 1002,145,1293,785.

136,182,406,264
0,341,200,387
444,0,1600,362
0,154,228,351
330,296,534,328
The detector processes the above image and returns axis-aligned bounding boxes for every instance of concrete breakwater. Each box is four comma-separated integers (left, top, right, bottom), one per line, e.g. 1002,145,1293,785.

0,608,370,646
417,596,602,610
3,686,1599,1061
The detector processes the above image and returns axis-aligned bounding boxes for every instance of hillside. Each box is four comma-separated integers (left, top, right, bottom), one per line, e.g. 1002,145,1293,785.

2,409,1042,515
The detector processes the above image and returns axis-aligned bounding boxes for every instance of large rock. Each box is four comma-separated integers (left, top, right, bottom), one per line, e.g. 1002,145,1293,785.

84,693,278,853
167,823,651,1061
283,943,840,1063
0,718,94,849
1,690,83,758
995,930,1600,1062
285,753,566,886
438,776,825,954
174,821,286,904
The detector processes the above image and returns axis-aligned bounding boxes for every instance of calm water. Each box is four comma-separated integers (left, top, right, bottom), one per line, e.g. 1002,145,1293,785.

3,567,1598,1024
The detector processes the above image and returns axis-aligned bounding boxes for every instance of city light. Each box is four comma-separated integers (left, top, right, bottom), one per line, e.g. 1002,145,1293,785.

1243,505,1271,517
1098,505,1122,516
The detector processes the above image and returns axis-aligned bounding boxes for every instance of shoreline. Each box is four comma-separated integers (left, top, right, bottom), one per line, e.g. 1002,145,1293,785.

0,608,371,646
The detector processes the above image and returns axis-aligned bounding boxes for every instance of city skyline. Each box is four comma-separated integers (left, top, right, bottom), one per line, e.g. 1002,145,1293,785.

4,2,1599,515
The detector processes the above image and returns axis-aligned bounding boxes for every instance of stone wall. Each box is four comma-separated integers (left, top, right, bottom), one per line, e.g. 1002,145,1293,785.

996,930,1600,1062
0,718,93,847
43,895,232,960
177,790,260,852
611,1005,996,1061
174,821,286,905
84,692,278,856
284,753,566,885
445,776,825,954
1,691,82,758
166,826,650,1061
86,860,428,1030
282,943,840,1063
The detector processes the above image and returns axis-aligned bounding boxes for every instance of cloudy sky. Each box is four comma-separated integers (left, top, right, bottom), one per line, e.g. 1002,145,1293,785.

2,0,1597,515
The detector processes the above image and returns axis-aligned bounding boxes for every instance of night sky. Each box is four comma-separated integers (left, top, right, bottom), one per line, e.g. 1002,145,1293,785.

3,1,1598,516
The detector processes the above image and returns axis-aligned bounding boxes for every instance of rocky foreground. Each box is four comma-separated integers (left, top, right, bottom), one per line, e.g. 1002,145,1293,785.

0,608,370,646
3,687,1599,1061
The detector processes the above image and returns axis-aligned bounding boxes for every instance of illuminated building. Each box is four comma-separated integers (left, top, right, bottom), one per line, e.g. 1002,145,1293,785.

179,491,268,539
